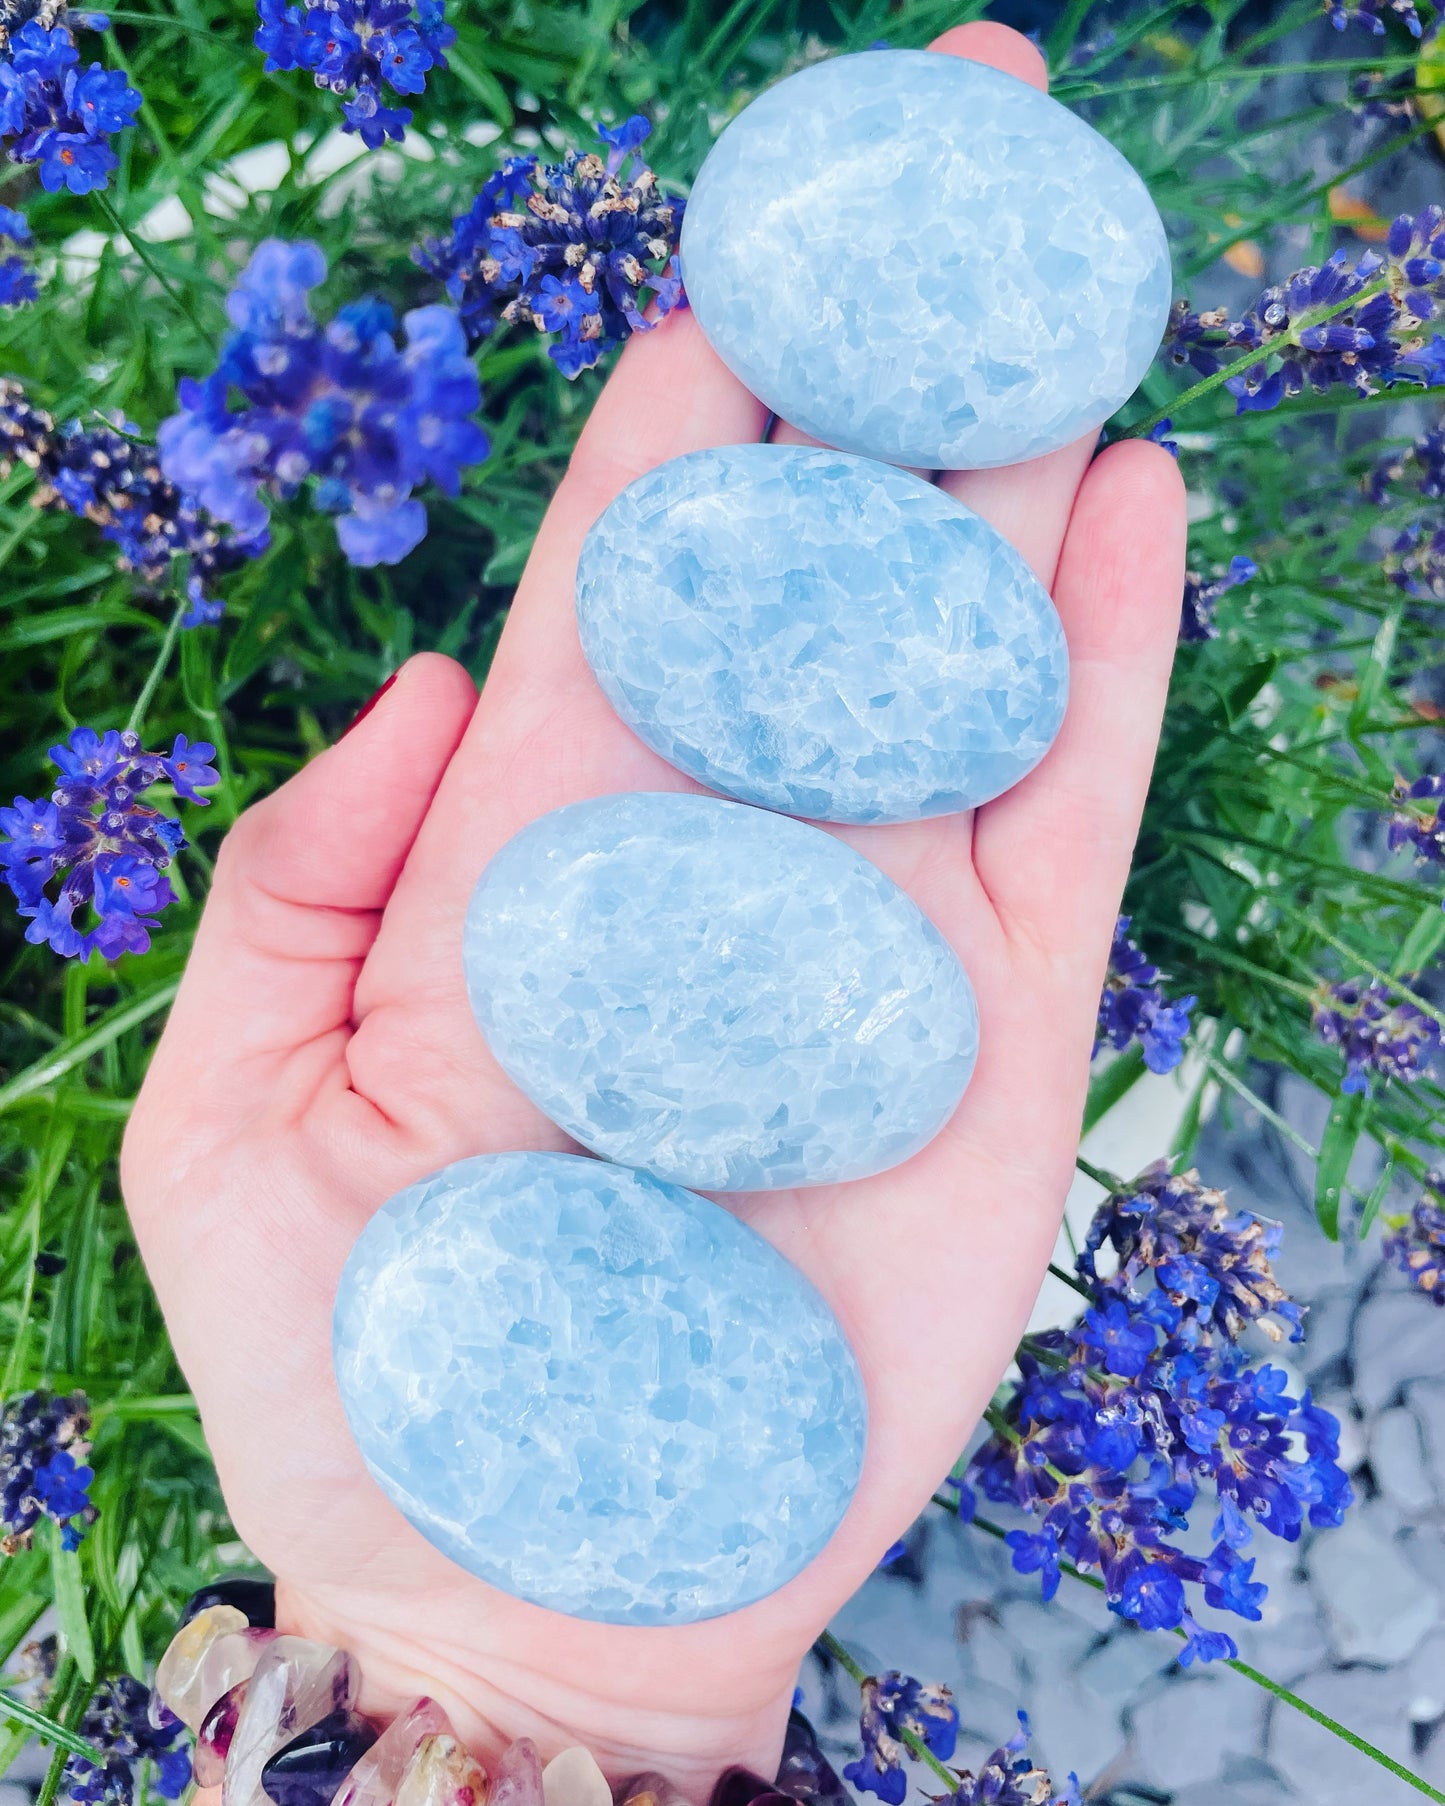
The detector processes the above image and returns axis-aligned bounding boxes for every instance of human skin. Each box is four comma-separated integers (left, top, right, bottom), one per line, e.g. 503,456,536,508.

120,20,1187,1800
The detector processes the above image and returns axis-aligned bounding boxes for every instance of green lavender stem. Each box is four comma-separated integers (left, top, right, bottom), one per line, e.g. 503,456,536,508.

816,1631,961,1792
956,1510,1445,1803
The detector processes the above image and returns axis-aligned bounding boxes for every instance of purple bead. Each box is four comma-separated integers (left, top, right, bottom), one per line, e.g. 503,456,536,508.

776,1715,846,1806
194,1679,248,1788
181,1579,277,1629
261,1709,378,1806
708,1771,791,1806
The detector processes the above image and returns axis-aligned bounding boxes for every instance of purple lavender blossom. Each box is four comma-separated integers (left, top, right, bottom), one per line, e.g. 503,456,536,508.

415,118,685,376
254,0,454,148
0,1389,94,1554
157,239,488,567
1383,1185,1445,1304
1367,420,1445,503
1181,554,1257,642
1383,521,1445,600
1387,772,1445,867
1325,0,1422,33
1095,916,1197,1073
962,1164,1347,1664
841,1674,958,1805
0,12,138,193
0,202,35,304
62,1675,190,1806
1164,209,1445,414
0,725,216,961
1312,977,1441,1094
934,1715,1079,1806
0,378,261,625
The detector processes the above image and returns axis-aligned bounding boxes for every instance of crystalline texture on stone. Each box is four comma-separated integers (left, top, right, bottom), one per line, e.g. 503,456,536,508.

615,1773,696,1806
334,1700,451,1806
223,1638,358,1806
463,792,978,1190
541,1748,610,1806
577,444,1068,824
195,1682,249,1788
393,1735,488,1806
262,1709,378,1806
488,1740,543,1806
680,50,1172,470
332,1151,868,1625
155,1605,248,1729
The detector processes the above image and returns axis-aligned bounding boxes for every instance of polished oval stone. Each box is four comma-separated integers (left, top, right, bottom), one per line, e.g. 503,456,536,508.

332,1152,867,1625
576,445,1068,823
463,792,978,1189
680,50,1172,469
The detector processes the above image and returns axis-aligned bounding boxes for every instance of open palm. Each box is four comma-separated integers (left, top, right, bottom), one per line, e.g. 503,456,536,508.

121,20,1185,1798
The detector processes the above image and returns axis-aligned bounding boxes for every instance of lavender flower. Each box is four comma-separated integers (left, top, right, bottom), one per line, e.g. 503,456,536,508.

1181,554,1257,643
1325,0,1422,33
0,378,262,625
1367,420,1445,503
1312,977,1441,1094
940,1715,1079,1806
1164,209,1445,414
842,1673,958,1805
1387,772,1445,867
0,725,216,961
0,203,35,304
1080,1160,1304,1347
0,10,139,194
416,117,685,376
1095,917,1197,1073
62,1676,190,1806
1383,1185,1445,1304
1383,521,1445,600
0,1389,95,1554
254,0,454,148
963,1164,1349,1665
158,239,488,567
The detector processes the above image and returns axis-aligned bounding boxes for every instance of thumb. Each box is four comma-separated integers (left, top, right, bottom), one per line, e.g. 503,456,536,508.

132,653,477,1136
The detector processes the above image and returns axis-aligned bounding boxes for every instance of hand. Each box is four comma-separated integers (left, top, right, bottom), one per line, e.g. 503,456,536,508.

121,20,1185,1797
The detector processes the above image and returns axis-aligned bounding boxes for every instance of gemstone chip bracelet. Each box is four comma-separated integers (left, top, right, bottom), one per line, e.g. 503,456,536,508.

148,1580,848,1806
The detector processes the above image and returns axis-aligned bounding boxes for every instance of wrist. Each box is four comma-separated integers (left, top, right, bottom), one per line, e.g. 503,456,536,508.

272,1583,799,1803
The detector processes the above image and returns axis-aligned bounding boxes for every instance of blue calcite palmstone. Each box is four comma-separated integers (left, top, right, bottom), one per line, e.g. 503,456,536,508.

463,792,978,1190
332,1151,867,1624
680,50,1172,469
577,444,1068,824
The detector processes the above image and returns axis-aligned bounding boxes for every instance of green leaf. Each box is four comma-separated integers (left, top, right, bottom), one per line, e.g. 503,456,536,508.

1316,1090,1369,1241
1359,1154,1397,1241
1081,1043,1148,1136
1393,902,1445,979
47,1526,94,1685
0,981,180,1113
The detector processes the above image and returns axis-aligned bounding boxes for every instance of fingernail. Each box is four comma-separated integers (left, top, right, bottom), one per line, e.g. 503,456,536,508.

342,670,399,738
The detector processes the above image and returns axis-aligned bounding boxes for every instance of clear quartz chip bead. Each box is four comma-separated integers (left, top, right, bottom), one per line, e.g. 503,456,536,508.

541,1750,609,1806
334,1699,451,1806
196,1680,250,1787
614,1774,695,1806
488,1741,543,1806
395,1734,488,1806
222,1638,358,1806
154,1605,256,1729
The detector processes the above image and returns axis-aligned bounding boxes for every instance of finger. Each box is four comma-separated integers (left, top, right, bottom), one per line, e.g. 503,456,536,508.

353,312,769,1065
132,655,478,1130
972,437,1186,981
